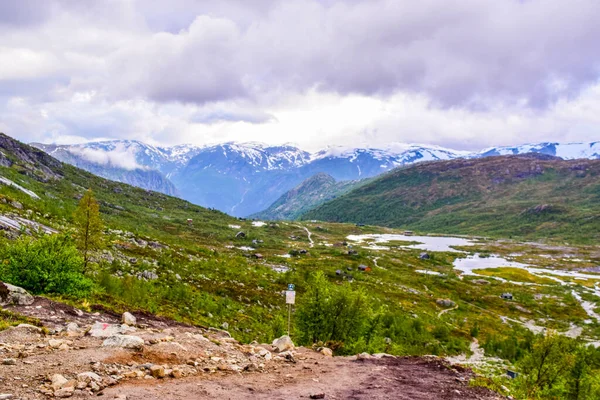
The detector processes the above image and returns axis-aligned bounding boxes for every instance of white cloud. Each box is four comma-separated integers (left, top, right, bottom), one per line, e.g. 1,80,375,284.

68,144,146,170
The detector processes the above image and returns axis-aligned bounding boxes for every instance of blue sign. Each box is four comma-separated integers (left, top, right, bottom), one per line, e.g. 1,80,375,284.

288,283,295,291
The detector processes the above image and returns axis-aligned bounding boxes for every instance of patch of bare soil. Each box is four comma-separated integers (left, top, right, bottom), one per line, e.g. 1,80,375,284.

1,296,503,400
101,353,503,400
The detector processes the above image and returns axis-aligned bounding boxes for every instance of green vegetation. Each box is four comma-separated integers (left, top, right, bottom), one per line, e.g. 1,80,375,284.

0,234,93,296
74,188,104,270
477,267,558,285
303,155,600,244
251,172,367,220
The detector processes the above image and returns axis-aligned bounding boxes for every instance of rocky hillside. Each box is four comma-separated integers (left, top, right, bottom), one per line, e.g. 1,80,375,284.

251,173,365,220
303,154,600,244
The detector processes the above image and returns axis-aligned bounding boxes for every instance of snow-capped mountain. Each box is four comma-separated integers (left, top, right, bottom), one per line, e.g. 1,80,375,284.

475,142,600,160
31,140,599,217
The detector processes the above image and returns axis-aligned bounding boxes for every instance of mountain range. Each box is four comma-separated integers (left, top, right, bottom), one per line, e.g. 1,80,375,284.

31,140,600,217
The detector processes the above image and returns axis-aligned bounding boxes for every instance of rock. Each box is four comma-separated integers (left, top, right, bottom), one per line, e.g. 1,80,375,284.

318,347,333,357
0,282,34,306
310,394,325,399
65,322,79,333
13,323,41,333
54,387,74,398
88,322,136,337
2,358,16,365
51,374,69,391
221,322,229,330
122,312,137,326
10,201,22,210
436,299,456,308
49,339,65,349
419,252,430,260
171,368,183,378
114,396,128,400
0,395,14,400
357,352,371,360
150,365,166,378
272,335,295,352
102,335,144,350
472,279,490,285
77,372,102,383
139,270,158,280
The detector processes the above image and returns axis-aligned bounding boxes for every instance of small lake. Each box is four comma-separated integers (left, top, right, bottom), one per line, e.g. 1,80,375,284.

347,233,476,252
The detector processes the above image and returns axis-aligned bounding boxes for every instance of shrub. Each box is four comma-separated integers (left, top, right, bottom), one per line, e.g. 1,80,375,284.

0,234,93,297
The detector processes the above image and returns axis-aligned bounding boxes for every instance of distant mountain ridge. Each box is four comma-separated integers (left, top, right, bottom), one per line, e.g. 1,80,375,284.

31,140,600,216
302,153,600,244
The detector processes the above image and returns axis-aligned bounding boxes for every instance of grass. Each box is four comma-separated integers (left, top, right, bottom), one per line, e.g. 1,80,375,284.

0,309,42,331
475,267,558,285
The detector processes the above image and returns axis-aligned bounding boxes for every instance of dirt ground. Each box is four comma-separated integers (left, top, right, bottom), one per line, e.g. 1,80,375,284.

100,354,503,400
1,296,504,400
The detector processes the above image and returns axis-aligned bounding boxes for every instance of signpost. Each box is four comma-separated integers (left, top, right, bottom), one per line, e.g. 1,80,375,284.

285,284,295,336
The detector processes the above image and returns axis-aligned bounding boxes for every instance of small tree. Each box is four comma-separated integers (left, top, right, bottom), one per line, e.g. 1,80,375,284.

73,189,103,270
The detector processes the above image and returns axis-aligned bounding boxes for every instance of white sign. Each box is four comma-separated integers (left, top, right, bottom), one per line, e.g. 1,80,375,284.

285,290,296,304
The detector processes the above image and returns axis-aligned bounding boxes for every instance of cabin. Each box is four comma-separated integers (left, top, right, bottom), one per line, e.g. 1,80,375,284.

506,370,519,379
252,253,264,260
404,231,414,236
501,293,513,300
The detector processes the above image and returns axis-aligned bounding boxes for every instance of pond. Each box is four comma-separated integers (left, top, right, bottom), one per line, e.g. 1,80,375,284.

347,233,476,252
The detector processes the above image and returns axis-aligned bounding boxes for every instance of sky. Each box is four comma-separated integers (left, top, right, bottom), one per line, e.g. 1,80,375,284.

0,0,599,151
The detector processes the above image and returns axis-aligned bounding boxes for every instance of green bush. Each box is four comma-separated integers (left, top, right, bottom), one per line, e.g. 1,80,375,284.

296,271,371,353
0,234,93,297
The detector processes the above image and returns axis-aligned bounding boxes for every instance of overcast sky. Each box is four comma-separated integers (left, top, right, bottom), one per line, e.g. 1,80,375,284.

0,0,599,151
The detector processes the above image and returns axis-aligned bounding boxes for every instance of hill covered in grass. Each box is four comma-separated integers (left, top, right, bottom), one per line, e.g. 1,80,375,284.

251,172,366,220
303,154,600,244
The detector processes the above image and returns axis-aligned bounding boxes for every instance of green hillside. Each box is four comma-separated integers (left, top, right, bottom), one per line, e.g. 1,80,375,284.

303,154,600,244
251,172,365,220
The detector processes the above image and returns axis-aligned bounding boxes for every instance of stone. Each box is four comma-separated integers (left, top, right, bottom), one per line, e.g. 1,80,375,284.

51,374,69,391
171,368,183,378
0,282,34,306
77,372,102,383
65,322,80,335
102,335,144,350
357,352,372,360
122,312,137,326
319,347,333,357
0,395,14,400
114,396,128,400
150,365,166,378
49,339,64,349
139,270,158,280
436,299,456,308
88,322,136,337
309,394,325,399
2,358,16,365
419,252,430,260
272,335,294,352
54,387,74,398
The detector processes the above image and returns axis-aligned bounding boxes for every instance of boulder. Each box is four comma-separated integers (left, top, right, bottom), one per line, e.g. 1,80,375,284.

419,252,430,260
436,299,456,308
472,279,490,285
88,322,136,338
272,335,294,352
102,335,144,350
122,312,137,326
0,282,34,306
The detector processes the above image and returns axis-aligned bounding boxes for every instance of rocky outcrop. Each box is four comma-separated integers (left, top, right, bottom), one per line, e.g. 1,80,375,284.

0,282,35,306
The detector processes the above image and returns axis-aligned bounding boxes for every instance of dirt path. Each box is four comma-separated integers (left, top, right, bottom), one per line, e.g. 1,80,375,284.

101,354,503,400
438,304,459,318
1,296,503,400
294,225,314,248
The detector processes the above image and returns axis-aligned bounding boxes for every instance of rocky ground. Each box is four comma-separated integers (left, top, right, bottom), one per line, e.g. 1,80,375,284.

1,294,504,400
